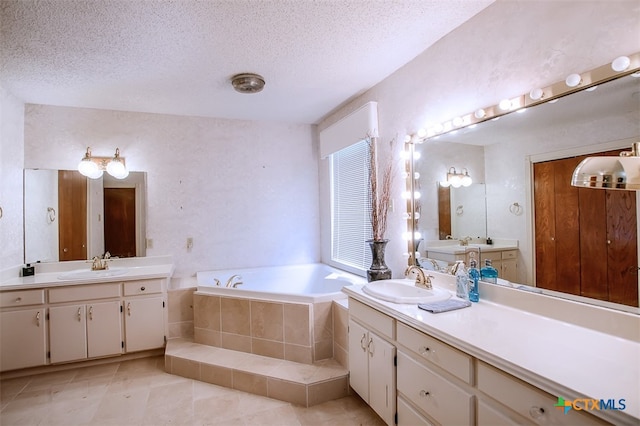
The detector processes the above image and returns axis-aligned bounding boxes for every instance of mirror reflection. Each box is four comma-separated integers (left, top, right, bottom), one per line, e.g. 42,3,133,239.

24,169,147,263
437,183,487,240
412,73,640,311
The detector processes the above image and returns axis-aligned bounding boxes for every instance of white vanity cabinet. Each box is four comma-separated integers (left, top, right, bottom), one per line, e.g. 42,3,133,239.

348,299,396,426
48,283,123,363
477,361,607,425
123,280,165,352
396,322,474,425
0,290,47,371
480,250,518,282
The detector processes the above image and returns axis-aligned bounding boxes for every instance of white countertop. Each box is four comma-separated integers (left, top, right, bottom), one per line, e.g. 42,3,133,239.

424,243,518,254
0,256,174,290
343,284,640,425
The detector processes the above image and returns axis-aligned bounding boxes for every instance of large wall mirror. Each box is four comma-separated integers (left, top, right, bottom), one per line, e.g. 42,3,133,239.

410,71,640,313
24,169,147,264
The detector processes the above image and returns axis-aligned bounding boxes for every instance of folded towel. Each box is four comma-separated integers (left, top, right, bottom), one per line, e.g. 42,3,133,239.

418,299,471,313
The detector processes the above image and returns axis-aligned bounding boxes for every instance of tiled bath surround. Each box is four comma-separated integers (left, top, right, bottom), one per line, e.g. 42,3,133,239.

192,293,336,364
167,287,349,367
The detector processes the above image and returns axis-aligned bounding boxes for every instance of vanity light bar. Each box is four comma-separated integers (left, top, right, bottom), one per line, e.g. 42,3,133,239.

407,52,640,142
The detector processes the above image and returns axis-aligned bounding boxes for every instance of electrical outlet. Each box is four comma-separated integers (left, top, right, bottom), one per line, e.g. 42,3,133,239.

187,237,193,250
146,238,153,249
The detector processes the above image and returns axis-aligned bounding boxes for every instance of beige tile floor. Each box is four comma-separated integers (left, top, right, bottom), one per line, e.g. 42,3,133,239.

0,356,385,426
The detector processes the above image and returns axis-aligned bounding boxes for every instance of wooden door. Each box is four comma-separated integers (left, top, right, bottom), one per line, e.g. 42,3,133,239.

104,188,136,257
58,170,87,260
534,150,638,307
438,185,452,240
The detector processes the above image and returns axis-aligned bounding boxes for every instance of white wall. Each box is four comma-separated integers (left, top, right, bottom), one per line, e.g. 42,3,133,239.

23,105,320,277
24,169,58,263
0,86,25,270
318,0,640,279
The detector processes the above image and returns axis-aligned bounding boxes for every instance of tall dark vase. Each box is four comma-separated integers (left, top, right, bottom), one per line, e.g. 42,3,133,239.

366,239,392,282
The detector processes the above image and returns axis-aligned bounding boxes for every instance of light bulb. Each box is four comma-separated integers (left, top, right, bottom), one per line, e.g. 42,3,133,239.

414,212,420,219
78,158,99,177
413,152,421,160
452,117,464,127
433,123,444,133
474,109,486,119
585,86,598,92
565,73,582,87
404,134,412,143
402,213,410,219
498,99,512,111
529,88,544,100
611,56,630,72
461,175,472,187
439,180,451,187
414,191,421,199
449,175,462,188
414,172,420,179
417,128,427,138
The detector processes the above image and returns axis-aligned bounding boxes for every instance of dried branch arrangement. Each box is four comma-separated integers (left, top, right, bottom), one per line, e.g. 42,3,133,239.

368,137,395,241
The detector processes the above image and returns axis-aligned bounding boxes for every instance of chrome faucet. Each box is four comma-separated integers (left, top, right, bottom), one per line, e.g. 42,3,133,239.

405,266,432,290
225,274,243,288
460,236,472,246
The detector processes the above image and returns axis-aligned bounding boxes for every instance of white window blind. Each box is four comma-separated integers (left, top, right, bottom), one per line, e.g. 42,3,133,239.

330,139,372,273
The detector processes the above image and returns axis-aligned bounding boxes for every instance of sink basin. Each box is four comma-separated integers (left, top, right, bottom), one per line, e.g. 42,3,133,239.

362,279,451,304
57,268,129,280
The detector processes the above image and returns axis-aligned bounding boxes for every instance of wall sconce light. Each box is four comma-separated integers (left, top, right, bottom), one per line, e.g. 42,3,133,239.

440,167,472,188
78,147,129,179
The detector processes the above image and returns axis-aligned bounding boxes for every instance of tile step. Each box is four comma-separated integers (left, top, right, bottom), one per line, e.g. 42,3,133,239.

165,338,350,407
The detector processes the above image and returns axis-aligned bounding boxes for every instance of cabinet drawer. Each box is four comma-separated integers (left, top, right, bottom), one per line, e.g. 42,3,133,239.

49,283,121,303
481,251,502,262
349,299,394,339
397,322,473,384
123,279,163,296
0,289,45,307
397,396,433,426
477,361,605,425
501,250,517,260
397,351,473,425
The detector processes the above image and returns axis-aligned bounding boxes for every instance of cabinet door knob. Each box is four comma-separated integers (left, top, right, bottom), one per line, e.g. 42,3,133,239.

14,297,22,303
419,346,434,356
140,286,146,291
529,406,545,419
419,390,431,398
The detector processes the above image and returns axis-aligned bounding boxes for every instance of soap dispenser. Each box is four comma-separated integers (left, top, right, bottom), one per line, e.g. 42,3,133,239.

468,259,480,302
455,261,469,300
480,259,498,284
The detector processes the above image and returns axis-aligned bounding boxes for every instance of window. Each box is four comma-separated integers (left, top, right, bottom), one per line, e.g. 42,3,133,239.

330,139,372,275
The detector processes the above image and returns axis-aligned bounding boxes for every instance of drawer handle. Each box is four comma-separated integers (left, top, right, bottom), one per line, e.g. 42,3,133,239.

529,406,545,419
360,334,367,351
419,346,434,356
89,306,93,320
15,297,22,303
140,286,146,291
36,311,40,327
127,302,131,316
367,338,374,356
77,307,82,321
419,390,431,398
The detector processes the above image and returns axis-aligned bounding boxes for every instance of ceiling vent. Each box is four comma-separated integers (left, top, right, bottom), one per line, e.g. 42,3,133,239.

231,73,265,94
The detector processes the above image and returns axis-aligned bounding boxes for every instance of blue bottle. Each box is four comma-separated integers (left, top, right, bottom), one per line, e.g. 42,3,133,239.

468,259,480,302
455,261,469,300
481,259,499,284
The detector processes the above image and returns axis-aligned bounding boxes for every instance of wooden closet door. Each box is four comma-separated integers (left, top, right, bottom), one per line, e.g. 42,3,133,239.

554,157,581,296
607,190,638,305
58,170,87,261
534,161,558,291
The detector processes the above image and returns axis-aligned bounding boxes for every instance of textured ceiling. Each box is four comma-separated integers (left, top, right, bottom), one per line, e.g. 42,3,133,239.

0,0,494,124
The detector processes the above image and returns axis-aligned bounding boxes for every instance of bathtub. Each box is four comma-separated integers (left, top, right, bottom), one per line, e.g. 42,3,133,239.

193,263,365,363
196,263,365,303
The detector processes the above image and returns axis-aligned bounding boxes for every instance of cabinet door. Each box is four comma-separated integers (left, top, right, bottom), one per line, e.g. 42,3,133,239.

0,309,47,371
124,296,165,352
49,304,87,363
368,331,396,426
348,319,369,401
87,301,122,358
501,259,517,282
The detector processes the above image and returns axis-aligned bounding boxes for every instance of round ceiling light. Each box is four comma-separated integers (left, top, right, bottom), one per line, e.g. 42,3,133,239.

231,73,265,94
